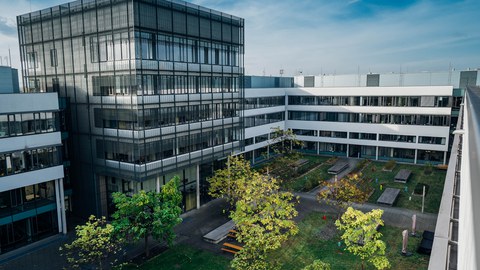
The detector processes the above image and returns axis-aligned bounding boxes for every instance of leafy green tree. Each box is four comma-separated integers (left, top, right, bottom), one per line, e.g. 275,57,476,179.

230,173,299,270
303,260,331,270
317,173,369,209
112,176,182,257
208,155,256,207
335,207,390,270
269,127,303,157
60,215,123,270
266,127,305,180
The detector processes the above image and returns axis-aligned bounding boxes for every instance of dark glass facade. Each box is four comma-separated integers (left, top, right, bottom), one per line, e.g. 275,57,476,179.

18,0,244,216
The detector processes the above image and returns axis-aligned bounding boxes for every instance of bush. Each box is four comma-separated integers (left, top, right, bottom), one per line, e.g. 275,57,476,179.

353,159,369,173
414,183,429,195
424,163,433,175
384,160,396,170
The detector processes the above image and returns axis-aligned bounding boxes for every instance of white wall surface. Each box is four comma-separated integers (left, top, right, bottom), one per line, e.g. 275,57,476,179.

0,165,64,192
0,132,62,153
0,93,59,113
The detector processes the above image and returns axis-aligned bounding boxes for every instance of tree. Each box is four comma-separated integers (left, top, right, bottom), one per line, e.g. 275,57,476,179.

317,173,369,209
112,176,182,257
265,127,304,179
230,173,299,270
208,155,256,207
303,260,331,270
335,207,390,270
60,215,123,270
269,127,303,156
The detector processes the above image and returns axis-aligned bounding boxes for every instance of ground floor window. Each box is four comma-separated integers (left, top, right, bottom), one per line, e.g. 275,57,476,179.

378,147,415,163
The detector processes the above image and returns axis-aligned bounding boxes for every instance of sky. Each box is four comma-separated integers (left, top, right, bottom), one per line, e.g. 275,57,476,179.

0,0,479,77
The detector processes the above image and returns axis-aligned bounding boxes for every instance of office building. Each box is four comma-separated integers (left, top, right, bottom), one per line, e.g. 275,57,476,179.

17,0,244,217
0,93,66,255
0,66,20,94
243,70,480,166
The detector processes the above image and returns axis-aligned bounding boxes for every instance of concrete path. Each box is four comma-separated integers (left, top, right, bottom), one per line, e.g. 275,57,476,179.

296,192,437,232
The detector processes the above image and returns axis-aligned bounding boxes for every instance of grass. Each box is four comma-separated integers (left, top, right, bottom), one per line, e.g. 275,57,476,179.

280,156,332,192
127,213,430,270
121,244,230,270
269,212,429,270
362,161,446,213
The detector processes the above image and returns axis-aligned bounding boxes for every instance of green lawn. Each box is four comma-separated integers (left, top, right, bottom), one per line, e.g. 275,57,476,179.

280,156,333,192
127,213,430,270
269,212,429,270
362,161,446,213
122,245,230,270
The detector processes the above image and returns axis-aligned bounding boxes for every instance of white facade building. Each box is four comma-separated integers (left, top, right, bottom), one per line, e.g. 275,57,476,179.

242,73,466,165
0,93,66,255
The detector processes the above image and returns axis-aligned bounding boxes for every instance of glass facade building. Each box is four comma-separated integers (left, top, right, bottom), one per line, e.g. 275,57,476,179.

17,0,244,216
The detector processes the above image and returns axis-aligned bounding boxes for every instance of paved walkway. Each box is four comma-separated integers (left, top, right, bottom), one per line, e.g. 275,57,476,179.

308,158,360,194
0,188,437,270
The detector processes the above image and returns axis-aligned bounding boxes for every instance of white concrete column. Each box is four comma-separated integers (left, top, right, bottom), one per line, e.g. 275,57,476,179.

346,144,350,157
196,164,200,209
443,151,447,165
59,178,67,234
54,179,62,233
414,149,418,164
317,142,320,155
156,175,160,193
375,146,379,160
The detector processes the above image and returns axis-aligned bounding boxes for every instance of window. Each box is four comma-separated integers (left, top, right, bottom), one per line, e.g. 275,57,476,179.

50,49,57,67
27,52,38,69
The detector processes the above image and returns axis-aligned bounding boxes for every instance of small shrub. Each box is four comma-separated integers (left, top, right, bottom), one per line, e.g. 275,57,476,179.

424,163,433,175
304,179,314,191
414,183,429,195
384,160,396,170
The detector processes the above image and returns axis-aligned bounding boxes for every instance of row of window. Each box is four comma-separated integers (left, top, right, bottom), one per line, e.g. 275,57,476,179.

88,31,241,66
349,132,377,140
94,104,239,130
288,95,451,107
96,127,240,163
0,147,61,177
0,112,57,138
244,112,285,128
287,111,450,126
291,129,446,145
244,96,285,109
289,142,444,162
92,74,240,96
133,32,240,65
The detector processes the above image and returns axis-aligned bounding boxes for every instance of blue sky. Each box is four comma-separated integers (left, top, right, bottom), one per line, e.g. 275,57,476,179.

0,0,479,76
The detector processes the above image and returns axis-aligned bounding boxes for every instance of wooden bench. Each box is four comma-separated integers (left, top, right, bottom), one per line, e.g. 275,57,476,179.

221,248,238,254
223,242,243,251
227,233,237,239
221,242,243,255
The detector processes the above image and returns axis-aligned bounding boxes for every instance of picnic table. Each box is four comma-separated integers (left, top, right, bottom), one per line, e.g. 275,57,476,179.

328,160,349,174
394,169,411,183
203,220,235,244
376,188,401,206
